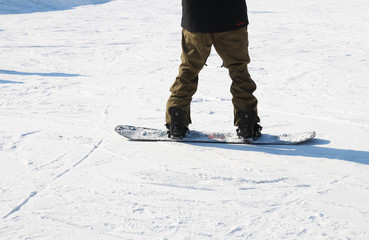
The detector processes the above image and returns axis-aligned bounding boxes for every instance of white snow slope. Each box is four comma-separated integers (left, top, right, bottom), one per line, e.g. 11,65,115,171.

1,0,369,239
0,0,110,14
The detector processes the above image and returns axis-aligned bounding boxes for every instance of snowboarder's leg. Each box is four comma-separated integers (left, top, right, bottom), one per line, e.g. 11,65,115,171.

166,29,212,128
211,27,259,126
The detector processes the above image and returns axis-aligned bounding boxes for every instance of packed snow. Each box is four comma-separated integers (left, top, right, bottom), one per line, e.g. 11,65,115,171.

1,0,369,239
0,0,110,14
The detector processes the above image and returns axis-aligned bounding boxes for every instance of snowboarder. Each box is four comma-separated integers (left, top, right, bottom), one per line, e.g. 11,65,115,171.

166,0,261,140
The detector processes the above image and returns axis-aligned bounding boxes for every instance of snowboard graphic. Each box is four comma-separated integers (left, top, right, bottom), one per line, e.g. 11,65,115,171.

115,125,316,145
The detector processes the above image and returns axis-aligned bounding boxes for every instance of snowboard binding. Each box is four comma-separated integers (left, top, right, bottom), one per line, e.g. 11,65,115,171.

236,110,262,142
166,107,189,140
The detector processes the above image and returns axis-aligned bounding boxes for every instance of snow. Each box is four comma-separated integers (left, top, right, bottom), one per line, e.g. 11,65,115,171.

1,0,369,239
0,0,110,14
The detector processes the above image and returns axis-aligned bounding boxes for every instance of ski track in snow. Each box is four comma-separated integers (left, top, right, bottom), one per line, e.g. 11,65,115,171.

1,137,103,219
1,0,369,239
3,191,38,219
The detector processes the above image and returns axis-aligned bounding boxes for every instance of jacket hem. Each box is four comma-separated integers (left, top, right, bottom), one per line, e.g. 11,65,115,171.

181,22,249,34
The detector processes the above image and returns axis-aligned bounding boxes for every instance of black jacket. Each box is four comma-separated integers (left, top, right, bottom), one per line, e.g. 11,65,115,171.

181,0,249,33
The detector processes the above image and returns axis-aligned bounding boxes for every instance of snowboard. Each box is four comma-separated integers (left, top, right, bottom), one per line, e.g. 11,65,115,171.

115,125,316,145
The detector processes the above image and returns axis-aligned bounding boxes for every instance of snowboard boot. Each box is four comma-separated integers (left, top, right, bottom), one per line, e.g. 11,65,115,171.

236,110,262,141
166,107,189,139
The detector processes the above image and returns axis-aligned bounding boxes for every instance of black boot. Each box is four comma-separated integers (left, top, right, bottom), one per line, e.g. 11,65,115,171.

236,110,262,140
166,107,189,139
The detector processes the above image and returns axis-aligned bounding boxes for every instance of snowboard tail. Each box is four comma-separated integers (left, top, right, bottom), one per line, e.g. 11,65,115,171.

115,125,316,145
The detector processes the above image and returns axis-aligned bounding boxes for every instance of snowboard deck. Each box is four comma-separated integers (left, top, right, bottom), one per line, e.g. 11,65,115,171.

115,125,316,145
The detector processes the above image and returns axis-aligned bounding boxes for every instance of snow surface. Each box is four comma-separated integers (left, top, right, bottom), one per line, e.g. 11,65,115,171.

1,0,369,239
0,0,111,14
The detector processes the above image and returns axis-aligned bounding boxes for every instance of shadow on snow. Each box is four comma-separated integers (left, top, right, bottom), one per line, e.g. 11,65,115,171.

0,79,24,84
187,138,369,165
0,69,83,78
0,0,112,15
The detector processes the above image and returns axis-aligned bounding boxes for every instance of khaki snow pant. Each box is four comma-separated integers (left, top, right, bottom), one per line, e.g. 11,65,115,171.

166,27,259,127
